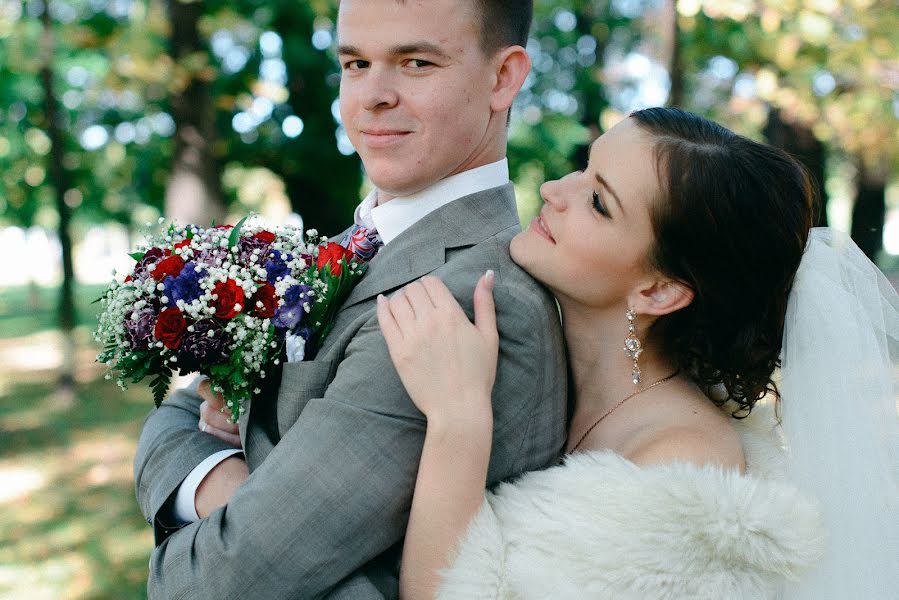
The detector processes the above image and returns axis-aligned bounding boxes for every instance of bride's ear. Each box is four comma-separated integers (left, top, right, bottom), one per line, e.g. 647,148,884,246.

628,278,694,317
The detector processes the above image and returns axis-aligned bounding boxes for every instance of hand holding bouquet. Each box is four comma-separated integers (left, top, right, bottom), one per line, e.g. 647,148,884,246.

95,217,369,421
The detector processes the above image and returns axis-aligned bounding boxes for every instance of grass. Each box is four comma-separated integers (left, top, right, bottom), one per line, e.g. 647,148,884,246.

0,283,108,339
0,283,154,599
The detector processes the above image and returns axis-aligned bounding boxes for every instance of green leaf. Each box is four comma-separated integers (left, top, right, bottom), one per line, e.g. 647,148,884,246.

229,215,249,248
150,368,172,408
129,251,145,261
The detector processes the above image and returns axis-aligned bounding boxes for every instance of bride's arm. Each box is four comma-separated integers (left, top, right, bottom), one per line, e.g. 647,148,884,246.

377,273,498,600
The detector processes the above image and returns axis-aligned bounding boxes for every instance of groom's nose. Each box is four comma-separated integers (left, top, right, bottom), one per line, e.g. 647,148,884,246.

360,66,400,111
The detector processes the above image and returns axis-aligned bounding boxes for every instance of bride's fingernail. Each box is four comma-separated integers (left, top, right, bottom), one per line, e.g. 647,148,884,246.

377,294,386,305
485,270,495,284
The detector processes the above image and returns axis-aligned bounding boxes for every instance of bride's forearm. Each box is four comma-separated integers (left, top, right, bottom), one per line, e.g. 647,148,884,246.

400,401,493,600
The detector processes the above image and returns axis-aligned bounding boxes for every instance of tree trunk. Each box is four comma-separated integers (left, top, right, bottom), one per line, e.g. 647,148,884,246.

850,163,886,262
40,4,76,393
763,108,829,226
266,2,362,236
571,6,608,169
664,0,684,108
164,0,225,226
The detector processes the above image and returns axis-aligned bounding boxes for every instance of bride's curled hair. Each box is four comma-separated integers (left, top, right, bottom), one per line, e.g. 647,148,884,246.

631,107,815,416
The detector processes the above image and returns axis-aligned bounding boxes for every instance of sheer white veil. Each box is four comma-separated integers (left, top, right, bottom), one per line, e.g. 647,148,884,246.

779,228,899,598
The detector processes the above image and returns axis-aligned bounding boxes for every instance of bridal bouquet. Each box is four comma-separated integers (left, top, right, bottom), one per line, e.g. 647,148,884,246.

95,217,366,421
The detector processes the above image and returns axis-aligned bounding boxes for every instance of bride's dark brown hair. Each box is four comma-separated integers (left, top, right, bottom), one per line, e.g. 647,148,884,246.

631,107,815,416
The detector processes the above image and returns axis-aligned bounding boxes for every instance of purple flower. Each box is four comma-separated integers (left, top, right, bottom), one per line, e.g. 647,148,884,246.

176,319,229,372
132,247,166,280
125,307,157,351
283,283,312,305
238,236,272,265
272,303,305,330
264,251,292,284
272,285,313,330
163,262,205,304
194,246,229,268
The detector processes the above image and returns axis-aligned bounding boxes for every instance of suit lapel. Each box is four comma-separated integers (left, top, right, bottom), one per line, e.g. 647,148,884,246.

341,183,519,309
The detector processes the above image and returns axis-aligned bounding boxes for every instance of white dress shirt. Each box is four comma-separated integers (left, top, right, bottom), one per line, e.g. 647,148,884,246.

173,158,510,523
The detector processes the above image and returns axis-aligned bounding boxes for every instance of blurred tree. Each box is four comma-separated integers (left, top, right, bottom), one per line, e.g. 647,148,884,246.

212,0,362,235
39,0,76,391
165,0,226,225
674,0,897,255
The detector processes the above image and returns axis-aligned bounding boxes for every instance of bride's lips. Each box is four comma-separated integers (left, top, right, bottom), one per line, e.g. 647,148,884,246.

361,129,412,149
530,210,556,244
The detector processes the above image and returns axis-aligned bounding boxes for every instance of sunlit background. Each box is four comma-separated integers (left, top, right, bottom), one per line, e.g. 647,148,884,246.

1,0,897,597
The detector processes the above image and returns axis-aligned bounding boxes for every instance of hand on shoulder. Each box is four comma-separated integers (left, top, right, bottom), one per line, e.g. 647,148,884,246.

377,272,498,431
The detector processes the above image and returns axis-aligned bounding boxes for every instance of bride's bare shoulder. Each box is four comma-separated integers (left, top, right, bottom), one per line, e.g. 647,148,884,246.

623,392,746,472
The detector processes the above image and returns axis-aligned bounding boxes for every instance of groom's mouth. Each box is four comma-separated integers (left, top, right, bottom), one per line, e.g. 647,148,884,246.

361,130,412,149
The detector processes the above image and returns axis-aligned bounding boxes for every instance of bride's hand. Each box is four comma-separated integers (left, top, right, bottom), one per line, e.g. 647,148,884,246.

377,272,498,428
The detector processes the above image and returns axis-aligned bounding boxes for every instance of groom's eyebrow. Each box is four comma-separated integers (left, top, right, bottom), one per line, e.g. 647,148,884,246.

337,45,363,57
336,42,451,61
595,173,625,215
389,42,451,60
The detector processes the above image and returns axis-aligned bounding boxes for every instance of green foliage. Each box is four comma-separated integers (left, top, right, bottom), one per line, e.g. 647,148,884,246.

305,257,368,355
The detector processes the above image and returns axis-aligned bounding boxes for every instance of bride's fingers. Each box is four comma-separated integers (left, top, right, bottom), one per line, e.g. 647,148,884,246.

388,288,416,325
403,280,436,314
377,294,403,347
421,276,459,313
474,271,497,340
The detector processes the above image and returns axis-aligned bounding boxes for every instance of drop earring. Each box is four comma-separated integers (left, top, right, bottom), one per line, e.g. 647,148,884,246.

624,308,642,385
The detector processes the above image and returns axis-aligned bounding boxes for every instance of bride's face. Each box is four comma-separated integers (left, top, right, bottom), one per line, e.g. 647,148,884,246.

510,118,661,310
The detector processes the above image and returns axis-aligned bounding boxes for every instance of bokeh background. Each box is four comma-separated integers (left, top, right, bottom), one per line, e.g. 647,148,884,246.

1,0,897,597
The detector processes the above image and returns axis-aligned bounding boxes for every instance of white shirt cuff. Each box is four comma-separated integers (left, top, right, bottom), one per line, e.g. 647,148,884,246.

173,448,243,523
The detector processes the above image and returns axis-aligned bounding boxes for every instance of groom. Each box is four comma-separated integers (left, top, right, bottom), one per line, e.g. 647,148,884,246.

133,0,567,597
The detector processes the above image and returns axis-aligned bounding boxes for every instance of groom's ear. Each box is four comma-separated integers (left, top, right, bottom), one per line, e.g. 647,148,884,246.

490,45,531,113
629,278,694,317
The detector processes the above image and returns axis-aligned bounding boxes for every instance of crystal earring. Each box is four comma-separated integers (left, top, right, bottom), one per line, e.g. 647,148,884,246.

624,308,642,385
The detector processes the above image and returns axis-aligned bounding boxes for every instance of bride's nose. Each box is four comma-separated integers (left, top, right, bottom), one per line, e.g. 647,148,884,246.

540,177,568,211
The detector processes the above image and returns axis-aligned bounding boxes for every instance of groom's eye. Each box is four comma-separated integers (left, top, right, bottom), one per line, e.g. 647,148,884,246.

343,59,370,71
406,59,433,68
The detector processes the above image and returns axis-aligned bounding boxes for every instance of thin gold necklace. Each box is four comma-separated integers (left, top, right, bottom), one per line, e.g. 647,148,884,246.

569,371,679,453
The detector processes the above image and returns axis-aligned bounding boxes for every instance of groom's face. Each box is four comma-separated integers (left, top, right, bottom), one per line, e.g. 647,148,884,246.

337,0,501,199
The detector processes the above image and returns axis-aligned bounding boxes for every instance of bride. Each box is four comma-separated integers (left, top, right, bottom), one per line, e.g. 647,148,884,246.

376,107,899,598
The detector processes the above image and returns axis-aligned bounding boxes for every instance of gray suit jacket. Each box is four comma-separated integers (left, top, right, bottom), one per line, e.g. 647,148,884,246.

133,183,568,599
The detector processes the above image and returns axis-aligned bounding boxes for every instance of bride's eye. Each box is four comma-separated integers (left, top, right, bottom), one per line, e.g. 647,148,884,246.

592,191,610,218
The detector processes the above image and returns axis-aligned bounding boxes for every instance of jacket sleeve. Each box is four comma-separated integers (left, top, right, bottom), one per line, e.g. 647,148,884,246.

436,497,507,600
143,268,565,599
146,316,427,600
133,376,238,545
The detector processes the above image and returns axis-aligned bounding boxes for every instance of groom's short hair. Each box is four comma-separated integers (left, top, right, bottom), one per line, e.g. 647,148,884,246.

393,0,533,55
475,0,533,54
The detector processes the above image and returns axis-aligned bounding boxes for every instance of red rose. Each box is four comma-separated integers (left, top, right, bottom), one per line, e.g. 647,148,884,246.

174,239,192,251
152,255,186,281
214,224,233,230
253,231,276,244
154,307,188,349
211,279,245,319
316,242,355,277
250,282,277,318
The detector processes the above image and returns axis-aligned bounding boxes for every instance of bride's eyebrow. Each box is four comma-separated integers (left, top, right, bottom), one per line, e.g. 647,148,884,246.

595,172,625,216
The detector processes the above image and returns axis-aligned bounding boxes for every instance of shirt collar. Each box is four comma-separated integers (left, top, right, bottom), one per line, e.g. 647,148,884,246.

353,158,509,245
